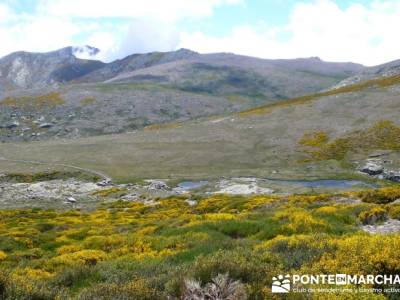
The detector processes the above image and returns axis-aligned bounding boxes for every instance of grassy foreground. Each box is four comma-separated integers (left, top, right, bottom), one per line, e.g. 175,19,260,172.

1,187,400,299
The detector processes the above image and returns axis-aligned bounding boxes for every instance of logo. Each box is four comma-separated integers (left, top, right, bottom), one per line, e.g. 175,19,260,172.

335,274,347,285
272,274,291,293
270,274,400,294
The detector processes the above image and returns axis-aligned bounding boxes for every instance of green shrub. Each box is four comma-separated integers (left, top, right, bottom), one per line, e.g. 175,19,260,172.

212,220,261,238
76,279,164,300
260,234,334,270
185,248,279,300
50,265,95,288
358,207,387,225
359,187,400,204
388,204,400,220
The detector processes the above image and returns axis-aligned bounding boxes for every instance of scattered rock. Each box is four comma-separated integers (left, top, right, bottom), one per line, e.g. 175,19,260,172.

66,197,77,203
39,123,53,129
362,219,400,234
146,180,170,191
360,161,383,175
185,199,198,206
97,179,112,187
383,171,400,182
331,196,361,205
0,179,99,208
2,122,19,129
122,194,139,201
214,178,274,195
368,151,391,158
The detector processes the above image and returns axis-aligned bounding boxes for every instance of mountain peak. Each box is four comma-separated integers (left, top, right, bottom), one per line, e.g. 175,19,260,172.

72,45,101,59
0,46,104,89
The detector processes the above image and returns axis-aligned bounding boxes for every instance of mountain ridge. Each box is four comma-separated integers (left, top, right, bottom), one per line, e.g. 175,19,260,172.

0,46,366,91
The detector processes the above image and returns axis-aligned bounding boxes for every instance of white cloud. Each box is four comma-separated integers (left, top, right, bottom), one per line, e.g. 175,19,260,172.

0,0,242,61
0,16,80,57
37,0,243,21
84,19,180,62
0,3,12,23
179,0,400,66
1,0,400,66
118,19,180,55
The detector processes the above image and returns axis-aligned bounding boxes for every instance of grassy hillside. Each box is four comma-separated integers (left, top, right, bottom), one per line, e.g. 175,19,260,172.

1,74,400,182
1,188,400,299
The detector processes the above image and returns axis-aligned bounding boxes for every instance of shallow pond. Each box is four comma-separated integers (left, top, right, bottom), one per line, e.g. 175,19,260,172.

267,179,377,189
176,181,209,190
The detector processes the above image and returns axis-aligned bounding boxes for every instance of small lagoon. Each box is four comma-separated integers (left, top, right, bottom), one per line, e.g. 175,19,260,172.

176,181,209,190
266,179,377,189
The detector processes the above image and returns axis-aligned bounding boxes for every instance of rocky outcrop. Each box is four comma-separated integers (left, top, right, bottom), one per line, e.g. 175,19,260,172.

360,160,384,175
146,180,170,191
214,178,274,195
383,171,400,182
362,219,400,234
359,158,400,182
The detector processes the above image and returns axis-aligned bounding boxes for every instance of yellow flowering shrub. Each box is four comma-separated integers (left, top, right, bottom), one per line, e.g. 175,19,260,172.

83,234,127,252
13,268,53,280
242,195,277,211
0,192,398,299
275,209,329,234
310,234,400,275
359,186,400,204
299,120,400,161
56,244,83,255
314,206,339,214
92,187,127,197
0,250,7,261
203,213,237,220
1,92,65,109
388,204,400,220
110,239,180,259
52,249,107,266
287,194,331,205
299,131,329,147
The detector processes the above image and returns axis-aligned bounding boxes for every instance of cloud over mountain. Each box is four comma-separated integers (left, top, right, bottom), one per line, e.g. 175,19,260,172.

1,0,400,65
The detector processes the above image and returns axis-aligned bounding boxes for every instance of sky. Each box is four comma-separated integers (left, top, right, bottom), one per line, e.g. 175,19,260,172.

0,0,400,65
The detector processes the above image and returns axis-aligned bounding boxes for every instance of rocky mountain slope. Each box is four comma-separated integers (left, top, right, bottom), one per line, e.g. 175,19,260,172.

0,47,366,142
0,46,104,90
333,58,400,89
78,48,199,82
105,54,364,100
